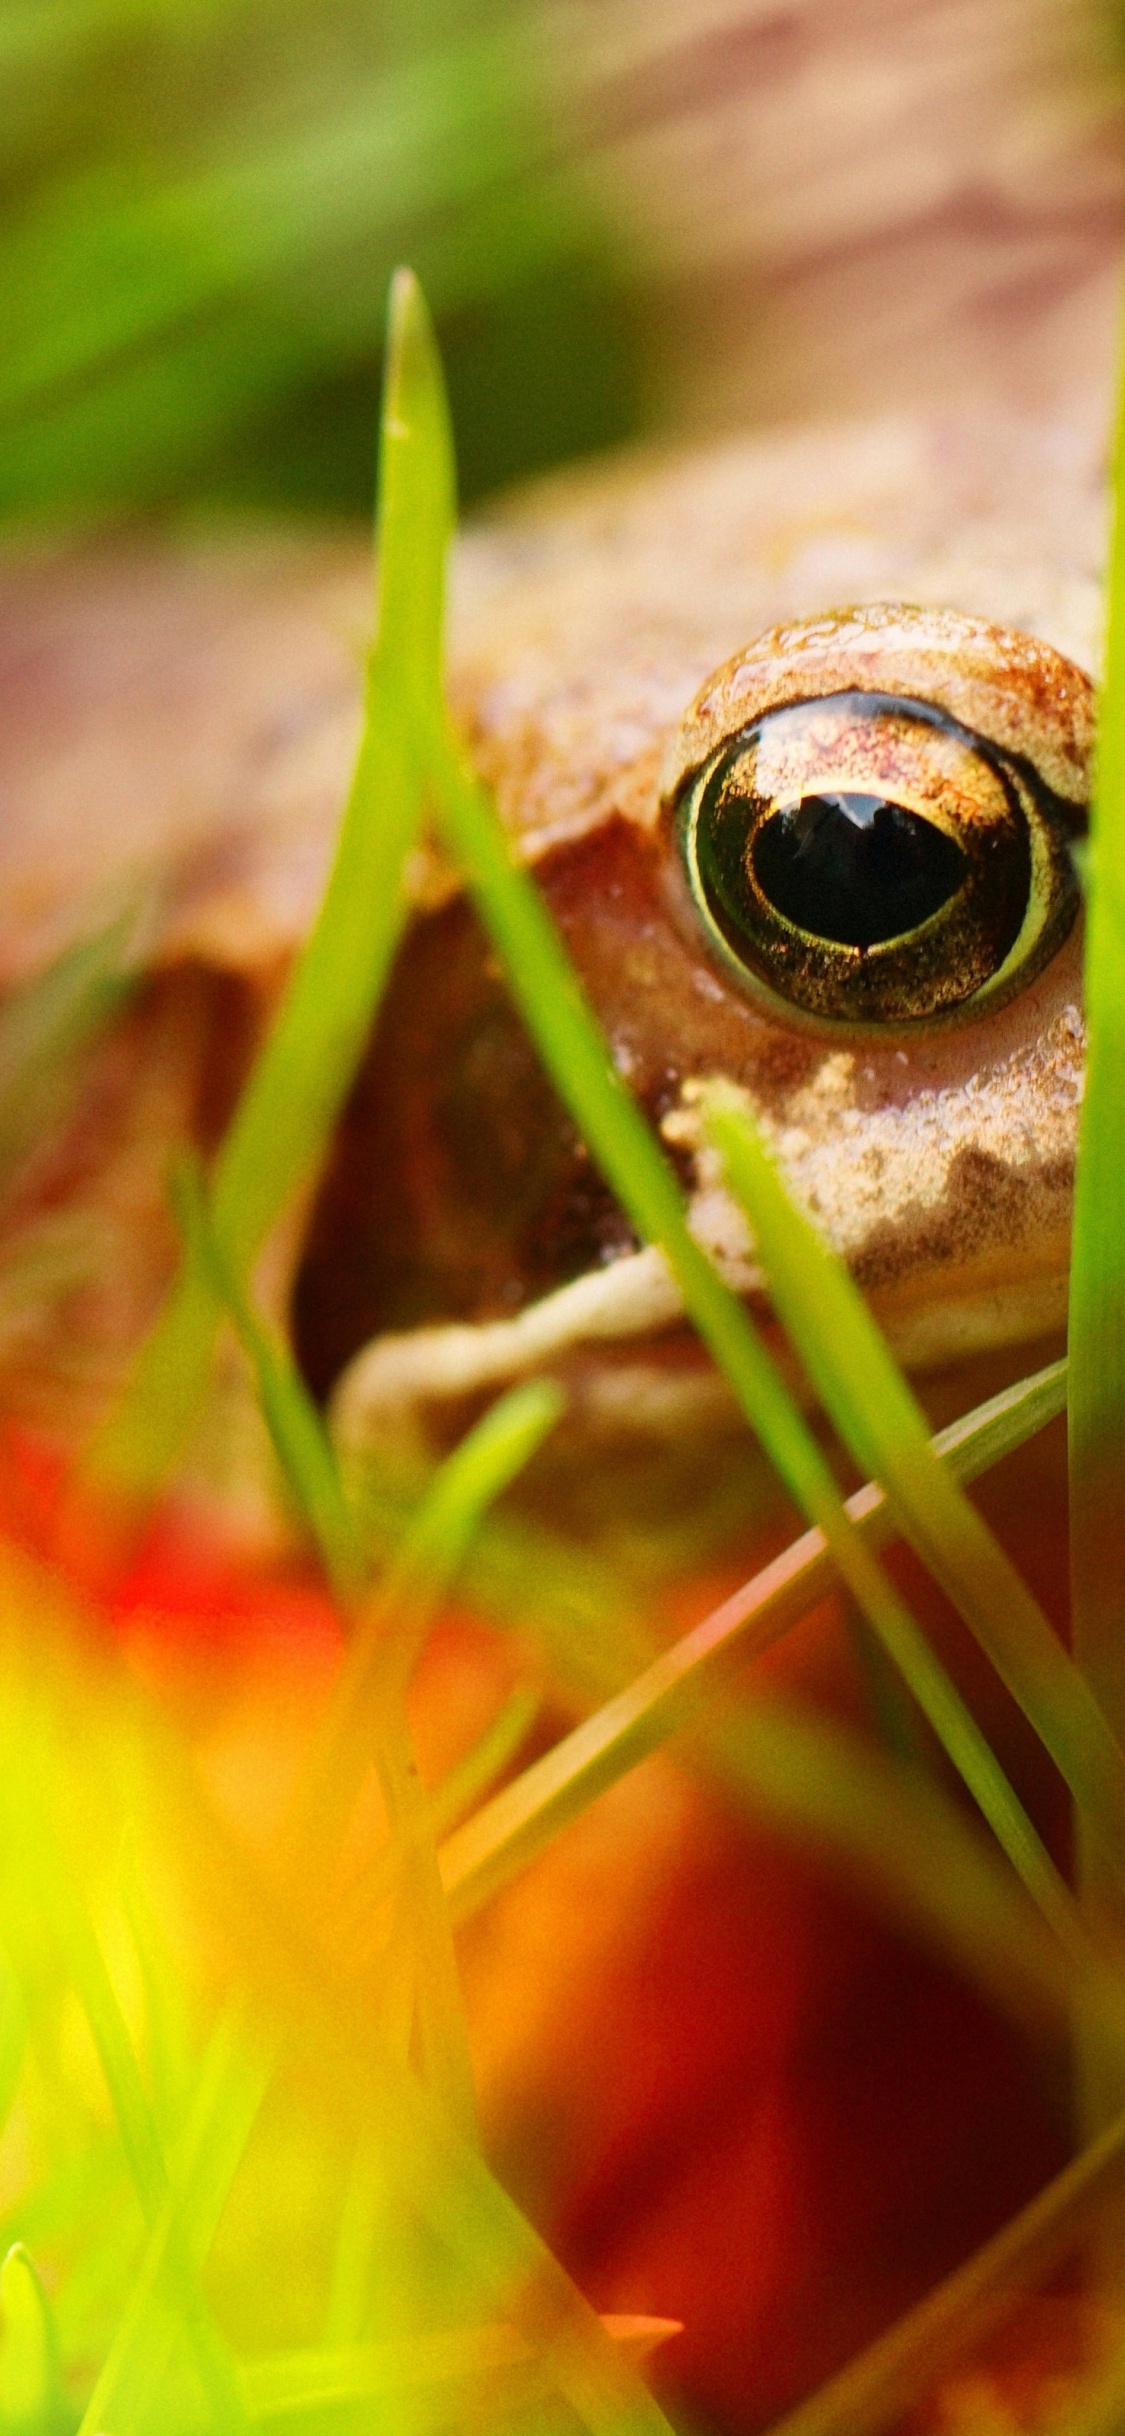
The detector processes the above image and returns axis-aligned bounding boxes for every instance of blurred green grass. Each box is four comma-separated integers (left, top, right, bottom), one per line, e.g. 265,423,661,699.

0,0,643,526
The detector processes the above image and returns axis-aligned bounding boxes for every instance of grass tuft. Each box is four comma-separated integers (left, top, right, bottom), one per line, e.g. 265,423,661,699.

83,266,455,1518
700,1084,1125,1882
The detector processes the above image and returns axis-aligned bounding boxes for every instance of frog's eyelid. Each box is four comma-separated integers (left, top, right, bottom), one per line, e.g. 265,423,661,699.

989,739,1088,839
676,693,1088,835
664,606,1094,818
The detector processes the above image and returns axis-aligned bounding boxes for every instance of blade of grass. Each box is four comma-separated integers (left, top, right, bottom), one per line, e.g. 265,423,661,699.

243,2315,681,2426
322,2129,387,2350
427,1687,543,1844
74,2009,270,2436
0,1968,26,2159
381,2058,679,2436
701,1083,1125,1887
440,1360,1069,1925
1069,332,1125,2131
762,2103,1125,2436
176,1146,558,2140
0,2244,65,2436
169,1154,365,1602
118,1828,196,2151
1052,323,1124,1571
423,726,1091,1957
3,1759,250,2436
17,1820,165,2224
297,1376,565,1860
376,1702,481,2151
81,264,454,1518
332,1685,542,1984
290,1379,562,2148
381,1416,550,2138
178,1132,561,2142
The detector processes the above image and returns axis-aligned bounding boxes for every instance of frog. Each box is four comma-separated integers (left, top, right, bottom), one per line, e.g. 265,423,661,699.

0,395,1101,1493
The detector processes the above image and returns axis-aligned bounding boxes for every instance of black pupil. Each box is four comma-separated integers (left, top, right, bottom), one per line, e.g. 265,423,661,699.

751,790,968,949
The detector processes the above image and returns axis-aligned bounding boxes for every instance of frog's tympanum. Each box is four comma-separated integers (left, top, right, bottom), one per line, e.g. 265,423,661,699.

0,400,1105,2428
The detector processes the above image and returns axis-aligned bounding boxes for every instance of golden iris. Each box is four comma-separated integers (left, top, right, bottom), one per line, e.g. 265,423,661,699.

677,690,1081,1023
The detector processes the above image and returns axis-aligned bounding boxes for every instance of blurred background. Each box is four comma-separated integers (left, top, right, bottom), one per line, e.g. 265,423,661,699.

1,0,1123,530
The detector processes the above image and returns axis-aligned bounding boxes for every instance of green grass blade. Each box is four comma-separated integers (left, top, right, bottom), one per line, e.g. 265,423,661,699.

441,1362,1071,1929
84,266,454,1514
170,1155,365,1602
0,2244,65,2435
384,2064,678,2436
427,1686,542,1843
36,1884,166,2230
2,1753,251,2436
371,1380,566,1660
702,1084,1125,1883
932,1357,1067,1478
283,1381,559,2146
295,1379,564,1865
335,1686,542,1962
175,1201,553,2146
1068,330,1125,2135
0,1969,26,2161
1060,294,1125,1736
378,1715,481,2152
243,2316,677,2427
322,2130,387,2350
75,2012,269,2436
118,1831,195,2152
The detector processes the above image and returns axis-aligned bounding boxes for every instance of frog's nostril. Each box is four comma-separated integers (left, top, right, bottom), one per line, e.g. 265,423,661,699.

751,791,968,950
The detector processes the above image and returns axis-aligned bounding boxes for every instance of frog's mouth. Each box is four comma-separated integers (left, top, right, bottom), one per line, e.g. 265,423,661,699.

290,804,1079,1476
327,1202,1071,1473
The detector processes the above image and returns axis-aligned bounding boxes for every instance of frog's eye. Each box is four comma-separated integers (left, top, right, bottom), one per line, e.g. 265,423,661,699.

666,607,1090,1026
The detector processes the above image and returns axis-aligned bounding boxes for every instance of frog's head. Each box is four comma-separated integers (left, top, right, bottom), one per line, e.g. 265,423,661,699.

311,447,1095,1471
0,406,1100,1485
